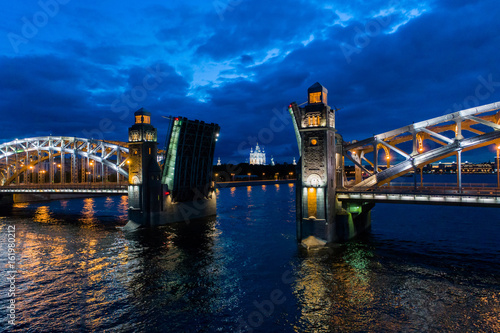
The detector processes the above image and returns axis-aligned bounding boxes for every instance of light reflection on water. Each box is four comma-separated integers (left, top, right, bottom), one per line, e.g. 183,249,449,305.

0,186,499,332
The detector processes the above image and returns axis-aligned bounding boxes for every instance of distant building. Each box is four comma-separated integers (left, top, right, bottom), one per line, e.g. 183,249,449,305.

271,156,275,166
217,157,221,166
249,143,266,165
292,157,296,165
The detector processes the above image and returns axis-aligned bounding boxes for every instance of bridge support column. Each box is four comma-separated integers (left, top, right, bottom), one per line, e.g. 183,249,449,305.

0,193,14,212
71,152,79,184
457,150,462,192
125,109,163,229
291,83,373,246
61,149,65,184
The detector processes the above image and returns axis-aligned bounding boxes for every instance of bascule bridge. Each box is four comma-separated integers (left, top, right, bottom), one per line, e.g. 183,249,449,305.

0,109,220,228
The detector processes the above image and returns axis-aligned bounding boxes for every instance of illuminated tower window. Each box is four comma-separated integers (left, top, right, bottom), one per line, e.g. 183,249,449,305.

135,115,151,124
309,92,322,104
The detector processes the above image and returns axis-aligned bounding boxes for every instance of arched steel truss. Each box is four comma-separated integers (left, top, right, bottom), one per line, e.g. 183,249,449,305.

344,101,500,189
0,136,130,186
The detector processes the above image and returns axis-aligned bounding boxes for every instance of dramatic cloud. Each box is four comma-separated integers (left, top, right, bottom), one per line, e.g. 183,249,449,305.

1,0,499,162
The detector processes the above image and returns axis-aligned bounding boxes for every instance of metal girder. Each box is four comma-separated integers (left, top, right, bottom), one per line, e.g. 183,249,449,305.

466,116,500,130
343,101,500,190
376,139,411,159
419,128,454,144
0,136,130,186
381,101,500,141
352,130,500,189
345,152,373,176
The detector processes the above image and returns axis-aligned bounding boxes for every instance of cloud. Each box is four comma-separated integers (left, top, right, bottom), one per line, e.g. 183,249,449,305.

0,0,498,162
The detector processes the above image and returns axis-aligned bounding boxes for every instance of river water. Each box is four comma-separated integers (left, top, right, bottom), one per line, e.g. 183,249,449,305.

1,180,500,332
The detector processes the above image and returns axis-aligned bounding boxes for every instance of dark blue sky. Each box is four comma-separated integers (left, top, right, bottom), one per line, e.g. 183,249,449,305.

1,0,500,163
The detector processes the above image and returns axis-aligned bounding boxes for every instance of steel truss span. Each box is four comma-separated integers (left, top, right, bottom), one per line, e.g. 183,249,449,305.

0,136,130,186
343,101,500,189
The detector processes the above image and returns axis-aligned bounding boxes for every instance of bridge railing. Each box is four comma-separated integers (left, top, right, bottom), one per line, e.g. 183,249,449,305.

385,182,498,188
341,183,500,196
0,183,128,191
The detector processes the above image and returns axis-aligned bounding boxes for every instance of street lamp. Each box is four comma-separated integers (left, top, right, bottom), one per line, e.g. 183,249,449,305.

90,161,95,183
497,145,500,188
29,165,33,184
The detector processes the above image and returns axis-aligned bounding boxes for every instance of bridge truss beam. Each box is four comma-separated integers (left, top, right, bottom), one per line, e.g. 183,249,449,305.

343,102,500,189
0,136,130,186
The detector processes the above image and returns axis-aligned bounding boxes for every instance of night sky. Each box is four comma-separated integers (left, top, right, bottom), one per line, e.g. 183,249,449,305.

1,0,500,163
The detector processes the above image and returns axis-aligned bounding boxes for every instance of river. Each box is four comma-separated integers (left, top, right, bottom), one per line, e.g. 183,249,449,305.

1,181,499,332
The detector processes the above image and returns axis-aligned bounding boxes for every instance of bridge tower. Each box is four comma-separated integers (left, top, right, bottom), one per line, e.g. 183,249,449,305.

290,83,372,244
127,108,162,227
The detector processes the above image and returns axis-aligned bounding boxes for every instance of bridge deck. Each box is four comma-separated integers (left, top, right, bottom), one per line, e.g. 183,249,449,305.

338,184,500,207
0,184,128,194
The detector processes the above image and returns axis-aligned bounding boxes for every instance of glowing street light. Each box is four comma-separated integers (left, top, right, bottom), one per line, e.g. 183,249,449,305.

497,145,500,188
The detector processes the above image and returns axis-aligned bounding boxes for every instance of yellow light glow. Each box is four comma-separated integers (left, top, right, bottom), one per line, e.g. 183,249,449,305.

386,156,390,160
309,92,322,104
135,115,151,124
311,139,318,146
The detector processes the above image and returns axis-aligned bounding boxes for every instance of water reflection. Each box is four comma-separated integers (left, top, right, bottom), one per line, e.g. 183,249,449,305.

119,217,239,330
294,243,375,332
117,195,128,221
2,185,500,332
104,197,114,209
13,202,29,209
79,198,98,227
33,206,59,224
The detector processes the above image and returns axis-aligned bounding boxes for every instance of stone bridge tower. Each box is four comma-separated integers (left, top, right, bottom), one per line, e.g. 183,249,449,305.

127,108,162,227
290,83,371,244
290,83,337,243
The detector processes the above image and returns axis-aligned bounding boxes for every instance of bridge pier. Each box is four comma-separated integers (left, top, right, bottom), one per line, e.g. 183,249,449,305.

0,193,13,212
291,83,373,245
125,109,220,230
